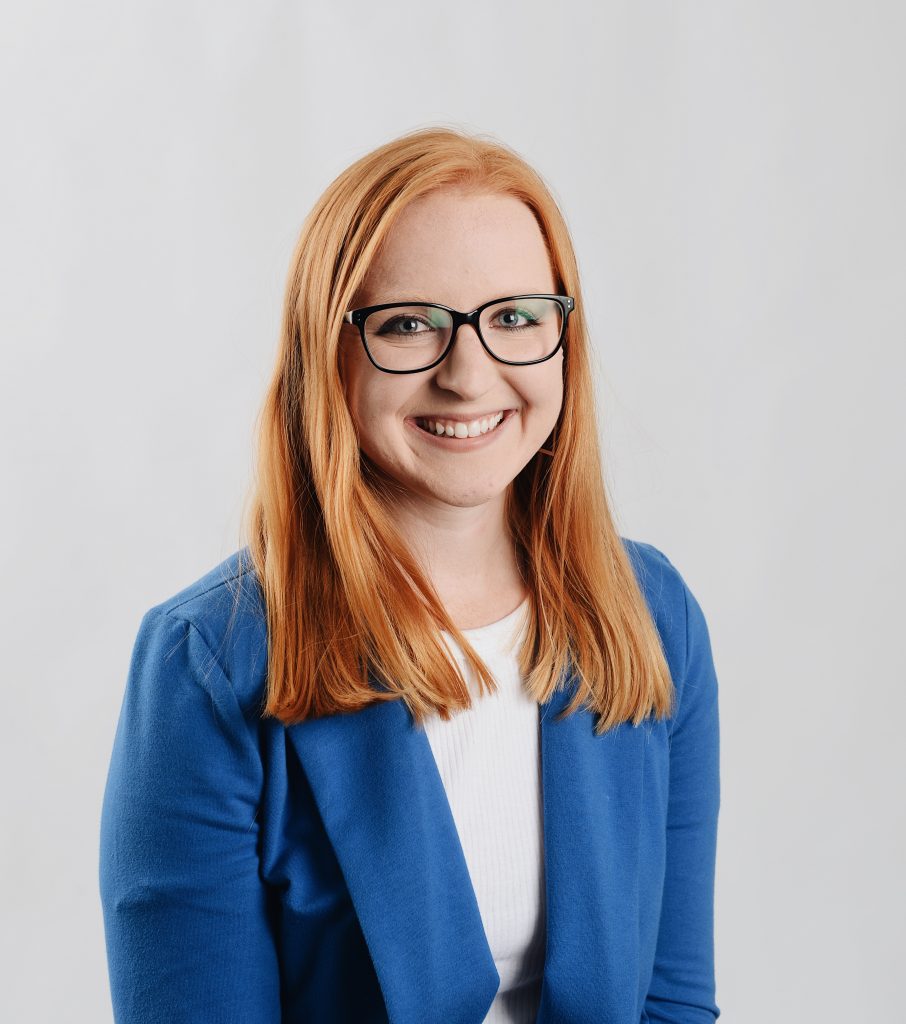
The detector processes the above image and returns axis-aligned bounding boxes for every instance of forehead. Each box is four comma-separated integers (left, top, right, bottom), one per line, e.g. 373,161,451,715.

357,188,556,307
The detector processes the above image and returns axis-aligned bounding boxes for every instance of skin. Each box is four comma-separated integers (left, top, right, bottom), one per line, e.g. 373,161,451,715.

338,186,565,629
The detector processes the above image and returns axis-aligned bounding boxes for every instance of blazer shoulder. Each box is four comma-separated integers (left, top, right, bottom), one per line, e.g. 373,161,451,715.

620,535,696,688
620,535,687,611
142,546,268,715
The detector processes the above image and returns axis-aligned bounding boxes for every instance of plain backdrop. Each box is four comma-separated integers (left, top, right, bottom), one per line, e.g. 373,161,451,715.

2,1,904,1020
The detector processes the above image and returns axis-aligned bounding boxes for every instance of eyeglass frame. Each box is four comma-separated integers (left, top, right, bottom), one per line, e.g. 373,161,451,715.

342,293,575,374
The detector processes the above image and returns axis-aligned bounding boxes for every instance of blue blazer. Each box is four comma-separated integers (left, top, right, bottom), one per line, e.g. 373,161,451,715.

99,539,721,1023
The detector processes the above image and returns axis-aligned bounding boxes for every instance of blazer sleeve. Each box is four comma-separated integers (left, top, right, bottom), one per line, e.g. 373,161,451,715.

99,607,281,1023
644,570,722,1023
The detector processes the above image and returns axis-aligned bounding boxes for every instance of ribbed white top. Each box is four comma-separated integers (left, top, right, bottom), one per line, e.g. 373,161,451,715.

422,597,546,1023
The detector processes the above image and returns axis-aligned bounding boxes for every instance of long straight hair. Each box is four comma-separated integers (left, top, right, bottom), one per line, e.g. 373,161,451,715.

236,126,674,735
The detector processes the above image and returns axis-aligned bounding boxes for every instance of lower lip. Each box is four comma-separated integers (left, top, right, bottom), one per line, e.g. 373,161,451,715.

406,410,517,450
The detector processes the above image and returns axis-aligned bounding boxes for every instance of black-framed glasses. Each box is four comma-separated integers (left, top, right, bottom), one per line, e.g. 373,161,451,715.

343,293,575,374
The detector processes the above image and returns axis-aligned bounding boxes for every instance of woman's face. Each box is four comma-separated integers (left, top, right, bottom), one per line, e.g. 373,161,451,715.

339,187,565,512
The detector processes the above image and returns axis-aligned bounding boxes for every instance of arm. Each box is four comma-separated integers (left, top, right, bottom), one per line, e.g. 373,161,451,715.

644,572,722,1022
99,608,281,1023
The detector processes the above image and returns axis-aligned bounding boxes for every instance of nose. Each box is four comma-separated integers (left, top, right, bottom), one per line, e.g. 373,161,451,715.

432,321,498,392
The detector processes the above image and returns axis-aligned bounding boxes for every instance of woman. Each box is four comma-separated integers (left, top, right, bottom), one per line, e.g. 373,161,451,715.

99,127,721,1023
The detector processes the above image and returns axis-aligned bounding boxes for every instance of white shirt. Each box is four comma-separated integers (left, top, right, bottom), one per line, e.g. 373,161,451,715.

422,597,546,1023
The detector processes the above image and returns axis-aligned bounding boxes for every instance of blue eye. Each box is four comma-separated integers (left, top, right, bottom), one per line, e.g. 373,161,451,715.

379,316,431,336
493,307,540,330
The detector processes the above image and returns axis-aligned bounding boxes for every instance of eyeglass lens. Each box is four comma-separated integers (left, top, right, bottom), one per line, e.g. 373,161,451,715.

362,297,564,371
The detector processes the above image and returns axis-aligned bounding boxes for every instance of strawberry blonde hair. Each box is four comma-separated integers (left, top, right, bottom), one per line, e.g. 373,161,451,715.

235,125,674,734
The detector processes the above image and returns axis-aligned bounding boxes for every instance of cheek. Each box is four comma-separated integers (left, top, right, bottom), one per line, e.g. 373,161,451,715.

527,360,565,419
339,346,381,432
339,353,416,446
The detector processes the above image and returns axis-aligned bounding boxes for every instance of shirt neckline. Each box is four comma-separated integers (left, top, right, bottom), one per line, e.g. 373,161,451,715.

440,595,530,641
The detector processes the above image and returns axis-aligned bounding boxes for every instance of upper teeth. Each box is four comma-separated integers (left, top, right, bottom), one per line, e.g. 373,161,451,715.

417,411,505,437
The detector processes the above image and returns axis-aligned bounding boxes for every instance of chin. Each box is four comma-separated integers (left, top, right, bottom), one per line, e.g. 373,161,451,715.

429,480,511,506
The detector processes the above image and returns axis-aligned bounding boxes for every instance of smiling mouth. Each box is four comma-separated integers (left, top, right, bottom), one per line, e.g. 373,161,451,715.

415,411,507,438
408,409,517,444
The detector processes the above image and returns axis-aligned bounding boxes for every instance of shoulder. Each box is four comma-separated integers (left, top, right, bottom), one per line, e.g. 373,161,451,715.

620,535,688,626
619,536,712,698
140,546,268,716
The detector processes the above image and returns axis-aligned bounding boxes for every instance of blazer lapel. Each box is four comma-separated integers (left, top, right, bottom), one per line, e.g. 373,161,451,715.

286,668,646,1024
286,689,500,1024
536,676,647,1023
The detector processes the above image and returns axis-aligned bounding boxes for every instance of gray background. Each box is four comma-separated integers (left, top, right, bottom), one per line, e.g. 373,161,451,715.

2,1,904,1020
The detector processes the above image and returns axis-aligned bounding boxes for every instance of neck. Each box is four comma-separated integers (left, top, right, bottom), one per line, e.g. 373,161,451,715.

389,490,527,626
